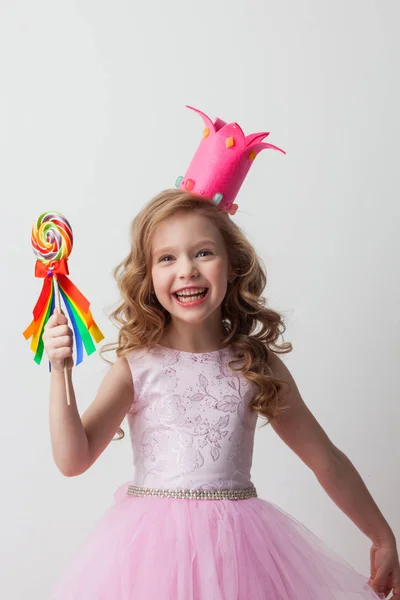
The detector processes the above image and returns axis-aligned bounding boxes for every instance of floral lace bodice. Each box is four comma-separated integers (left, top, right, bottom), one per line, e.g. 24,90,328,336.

126,344,258,491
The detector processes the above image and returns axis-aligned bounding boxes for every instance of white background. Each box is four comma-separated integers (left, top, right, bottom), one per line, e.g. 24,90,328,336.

0,1,399,598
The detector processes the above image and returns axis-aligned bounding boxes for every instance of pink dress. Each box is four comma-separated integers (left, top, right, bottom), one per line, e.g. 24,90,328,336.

51,344,381,599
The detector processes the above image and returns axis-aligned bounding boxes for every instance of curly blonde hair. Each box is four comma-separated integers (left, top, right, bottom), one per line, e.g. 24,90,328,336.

103,189,292,440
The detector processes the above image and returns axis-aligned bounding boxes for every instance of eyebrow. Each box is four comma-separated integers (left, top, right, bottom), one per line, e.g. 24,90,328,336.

152,239,217,256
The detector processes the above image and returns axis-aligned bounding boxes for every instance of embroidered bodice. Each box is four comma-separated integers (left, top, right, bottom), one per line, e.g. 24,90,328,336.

126,344,258,491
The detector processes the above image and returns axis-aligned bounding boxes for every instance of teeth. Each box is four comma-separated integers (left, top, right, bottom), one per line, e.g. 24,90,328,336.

176,291,207,303
175,288,207,297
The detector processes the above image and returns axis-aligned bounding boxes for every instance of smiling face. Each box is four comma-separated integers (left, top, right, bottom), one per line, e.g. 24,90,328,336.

151,211,231,330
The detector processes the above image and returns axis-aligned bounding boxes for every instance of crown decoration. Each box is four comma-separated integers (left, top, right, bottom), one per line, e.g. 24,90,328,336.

175,105,285,215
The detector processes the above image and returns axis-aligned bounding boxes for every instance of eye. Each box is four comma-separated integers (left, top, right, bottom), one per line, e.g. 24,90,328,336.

158,249,213,263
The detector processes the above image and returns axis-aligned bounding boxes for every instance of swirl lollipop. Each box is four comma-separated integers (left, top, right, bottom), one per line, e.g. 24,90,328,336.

31,212,73,264
23,212,104,404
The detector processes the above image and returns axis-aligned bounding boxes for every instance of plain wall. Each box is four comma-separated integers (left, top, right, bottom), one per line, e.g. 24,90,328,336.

1,0,399,597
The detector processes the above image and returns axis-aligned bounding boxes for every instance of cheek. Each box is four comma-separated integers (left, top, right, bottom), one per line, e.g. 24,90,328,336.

152,270,172,294
208,260,228,283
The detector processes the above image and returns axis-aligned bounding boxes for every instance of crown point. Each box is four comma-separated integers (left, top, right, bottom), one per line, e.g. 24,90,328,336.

175,176,183,188
212,193,223,205
248,151,257,161
203,128,210,138
185,178,195,191
225,137,235,148
229,204,239,216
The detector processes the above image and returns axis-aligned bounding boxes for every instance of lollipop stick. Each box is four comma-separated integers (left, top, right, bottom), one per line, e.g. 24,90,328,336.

53,277,71,406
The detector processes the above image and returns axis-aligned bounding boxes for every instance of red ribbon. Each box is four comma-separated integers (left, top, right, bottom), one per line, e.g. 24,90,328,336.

34,258,69,278
32,258,91,324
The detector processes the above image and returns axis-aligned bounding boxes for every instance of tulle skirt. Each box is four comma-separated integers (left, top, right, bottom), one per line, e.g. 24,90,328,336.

51,481,381,599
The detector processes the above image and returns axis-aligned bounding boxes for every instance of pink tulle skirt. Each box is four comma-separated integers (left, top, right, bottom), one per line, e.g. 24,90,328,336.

51,481,381,599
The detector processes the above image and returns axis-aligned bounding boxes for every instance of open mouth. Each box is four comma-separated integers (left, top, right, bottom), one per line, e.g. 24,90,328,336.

173,288,209,303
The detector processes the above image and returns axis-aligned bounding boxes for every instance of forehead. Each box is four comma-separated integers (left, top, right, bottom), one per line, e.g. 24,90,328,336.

151,212,224,254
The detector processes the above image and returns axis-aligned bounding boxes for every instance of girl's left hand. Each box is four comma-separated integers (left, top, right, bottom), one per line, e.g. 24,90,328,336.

369,540,400,599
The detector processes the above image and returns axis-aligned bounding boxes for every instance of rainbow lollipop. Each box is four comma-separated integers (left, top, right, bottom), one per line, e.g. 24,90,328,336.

23,212,104,403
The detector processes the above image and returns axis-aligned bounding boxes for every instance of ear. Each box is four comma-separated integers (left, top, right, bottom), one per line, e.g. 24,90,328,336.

227,268,236,282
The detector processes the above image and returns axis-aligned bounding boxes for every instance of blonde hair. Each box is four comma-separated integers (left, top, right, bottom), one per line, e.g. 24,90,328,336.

103,189,292,440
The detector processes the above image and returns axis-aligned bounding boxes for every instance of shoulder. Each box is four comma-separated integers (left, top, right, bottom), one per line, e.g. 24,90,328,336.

109,347,152,386
266,350,293,386
106,356,134,393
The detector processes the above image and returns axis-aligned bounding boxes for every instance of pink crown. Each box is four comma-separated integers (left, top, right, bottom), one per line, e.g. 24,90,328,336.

175,106,285,215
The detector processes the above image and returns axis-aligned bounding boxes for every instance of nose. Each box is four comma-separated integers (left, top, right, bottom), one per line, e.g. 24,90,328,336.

178,256,199,279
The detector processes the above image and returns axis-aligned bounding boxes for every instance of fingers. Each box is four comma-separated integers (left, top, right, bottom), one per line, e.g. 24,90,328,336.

369,583,390,599
43,309,74,371
49,346,73,361
391,572,400,600
45,308,68,329
52,347,73,371
50,335,73,350
369,562,389,596
44,323,72,339
46,345,73,373
370,576,393,598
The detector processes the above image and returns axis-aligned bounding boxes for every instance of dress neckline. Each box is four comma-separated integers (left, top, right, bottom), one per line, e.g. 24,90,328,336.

155,343,229,356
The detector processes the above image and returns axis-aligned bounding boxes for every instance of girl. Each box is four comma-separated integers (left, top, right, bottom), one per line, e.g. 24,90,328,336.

47,189,399,599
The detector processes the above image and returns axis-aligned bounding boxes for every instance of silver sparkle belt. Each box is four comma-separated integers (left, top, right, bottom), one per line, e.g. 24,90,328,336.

126,485,258,500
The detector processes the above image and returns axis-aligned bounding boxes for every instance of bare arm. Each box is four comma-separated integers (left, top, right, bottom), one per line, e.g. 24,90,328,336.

268,351,396,546
49,357,133,477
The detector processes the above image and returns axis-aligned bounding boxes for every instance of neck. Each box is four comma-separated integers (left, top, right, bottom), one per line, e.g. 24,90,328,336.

160,322,226,354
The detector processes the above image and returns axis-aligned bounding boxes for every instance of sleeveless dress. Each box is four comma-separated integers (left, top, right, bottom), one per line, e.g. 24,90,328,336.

51,344,381,599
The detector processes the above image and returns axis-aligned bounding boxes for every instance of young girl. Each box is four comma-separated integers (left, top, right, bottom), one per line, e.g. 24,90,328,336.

46,188,399,599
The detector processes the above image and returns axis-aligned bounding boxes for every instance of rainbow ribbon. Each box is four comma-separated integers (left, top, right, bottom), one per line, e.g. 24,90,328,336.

23,259,104,365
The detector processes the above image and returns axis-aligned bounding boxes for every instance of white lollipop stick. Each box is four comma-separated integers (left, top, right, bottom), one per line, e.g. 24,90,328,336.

53,277,72,406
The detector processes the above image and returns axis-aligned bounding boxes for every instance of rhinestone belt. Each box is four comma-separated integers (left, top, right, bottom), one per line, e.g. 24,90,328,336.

126,485,258,500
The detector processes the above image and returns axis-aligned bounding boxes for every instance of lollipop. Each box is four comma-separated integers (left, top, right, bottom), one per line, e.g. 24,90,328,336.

23,212,104,404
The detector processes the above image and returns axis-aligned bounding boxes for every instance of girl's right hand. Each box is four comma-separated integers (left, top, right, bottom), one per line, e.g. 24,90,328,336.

43,308,74,372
